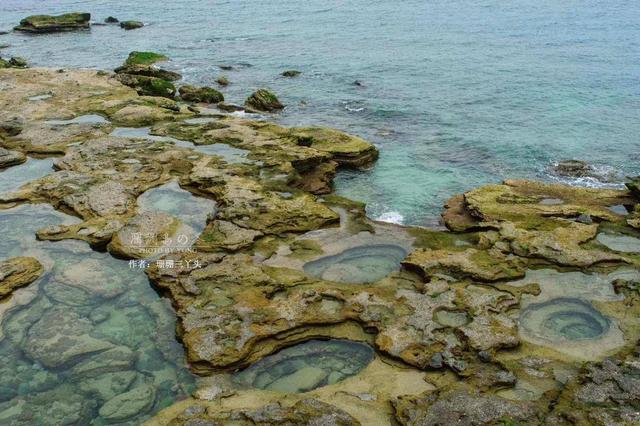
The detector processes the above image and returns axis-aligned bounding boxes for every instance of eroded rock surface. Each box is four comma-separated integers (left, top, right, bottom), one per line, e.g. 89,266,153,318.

2,67,640,426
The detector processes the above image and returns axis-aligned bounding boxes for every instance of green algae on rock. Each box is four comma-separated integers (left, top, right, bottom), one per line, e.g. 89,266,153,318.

14,13,91,33
125,51,169,67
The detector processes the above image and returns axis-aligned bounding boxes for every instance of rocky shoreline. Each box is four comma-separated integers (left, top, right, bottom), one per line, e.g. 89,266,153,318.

0,62,639,425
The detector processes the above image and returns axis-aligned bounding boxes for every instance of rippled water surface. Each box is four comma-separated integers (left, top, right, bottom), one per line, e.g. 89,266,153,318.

1,0,639,225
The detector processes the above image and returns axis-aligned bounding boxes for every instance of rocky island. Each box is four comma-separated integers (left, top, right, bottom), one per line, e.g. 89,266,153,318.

0,50,639,425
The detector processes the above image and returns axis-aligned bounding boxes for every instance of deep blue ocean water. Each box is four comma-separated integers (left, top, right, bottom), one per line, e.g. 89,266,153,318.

1,0,639,226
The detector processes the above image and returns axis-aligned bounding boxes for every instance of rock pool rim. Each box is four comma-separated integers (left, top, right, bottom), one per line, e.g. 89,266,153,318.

302,243,408,284
519,297,611,342
232,338,375,393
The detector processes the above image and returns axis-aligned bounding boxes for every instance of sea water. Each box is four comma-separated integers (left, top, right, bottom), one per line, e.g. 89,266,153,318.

1,0,638,226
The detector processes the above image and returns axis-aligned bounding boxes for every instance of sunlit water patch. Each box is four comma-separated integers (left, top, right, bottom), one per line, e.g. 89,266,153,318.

303,244,407,283
45,114,110,126
233,339,374,393
111,126,251,163
0,205,196,425
596,232,640,253
137,180,216,235
0,157,54,193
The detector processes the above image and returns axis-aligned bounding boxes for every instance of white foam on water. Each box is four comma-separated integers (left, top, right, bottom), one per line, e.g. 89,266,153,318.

376,211,404,225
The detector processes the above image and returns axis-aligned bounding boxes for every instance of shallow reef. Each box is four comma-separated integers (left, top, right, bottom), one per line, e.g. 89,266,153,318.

0,66,639,425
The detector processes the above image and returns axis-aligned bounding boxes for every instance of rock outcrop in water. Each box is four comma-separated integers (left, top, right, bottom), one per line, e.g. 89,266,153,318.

14,13,91,33
120,21,144,30
114,52,180,98
0,56,28,69
1,66,639,425
245,88,284,112
178,85,224,103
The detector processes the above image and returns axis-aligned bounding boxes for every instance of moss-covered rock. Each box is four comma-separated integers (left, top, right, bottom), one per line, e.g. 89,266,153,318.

178,85,224,103
124,51,168,66
14,13,90,33
115,73,176,98
120,20,144,30
0,56,28,69
245,88,284,112
216,76,229,86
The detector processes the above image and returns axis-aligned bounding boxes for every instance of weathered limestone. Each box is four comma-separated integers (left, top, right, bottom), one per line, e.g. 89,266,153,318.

0,256,43,299
2,66,640,426
0,147,26,169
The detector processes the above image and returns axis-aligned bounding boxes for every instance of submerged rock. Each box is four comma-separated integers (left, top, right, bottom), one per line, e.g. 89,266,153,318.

179,85,224,103
105,16,119,24
120,20,144,30
245,88,284,112
14,13,91,33
98,384,156,422
216,76,230,86
22,306,115,368
0,257,43,300
550,159,622,183
281,70,301,77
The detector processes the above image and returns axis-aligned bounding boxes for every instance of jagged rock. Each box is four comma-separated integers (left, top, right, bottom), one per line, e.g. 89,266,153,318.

0,257,43,300
168,398,359,425
179,85,224,103
14,13,91,33
98,384,156,422
393,387,541,425
552,343,640,425
120,20,144,30
245,88,284,112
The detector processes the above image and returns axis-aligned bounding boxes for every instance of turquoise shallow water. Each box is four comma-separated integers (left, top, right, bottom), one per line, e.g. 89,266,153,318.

1,0,639,226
